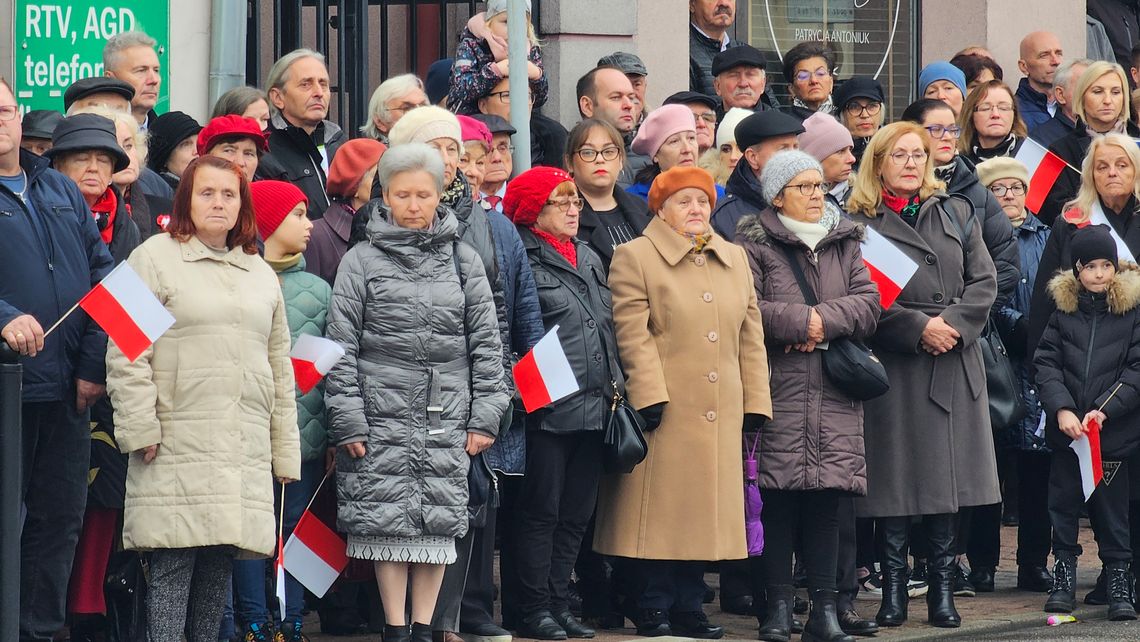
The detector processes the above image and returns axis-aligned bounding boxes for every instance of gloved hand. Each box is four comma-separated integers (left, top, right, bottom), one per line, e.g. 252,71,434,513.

743,413,767,434
638,402,667,431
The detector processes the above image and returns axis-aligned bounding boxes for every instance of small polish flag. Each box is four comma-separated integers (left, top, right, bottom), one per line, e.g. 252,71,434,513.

283,492,349,597
79,262,175,362
290,335,345,394
1070,417,1104,501
1015,138,1068,214
513,325,580,413
860,226,919,309
275,533,287,620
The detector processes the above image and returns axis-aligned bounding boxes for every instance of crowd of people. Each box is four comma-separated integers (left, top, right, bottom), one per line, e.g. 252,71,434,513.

10,1,1140,641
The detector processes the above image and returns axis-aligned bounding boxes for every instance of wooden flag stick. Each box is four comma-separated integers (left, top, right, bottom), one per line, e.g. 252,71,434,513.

41,299,83,339
1024,136,1083,175
1097,382,1125,414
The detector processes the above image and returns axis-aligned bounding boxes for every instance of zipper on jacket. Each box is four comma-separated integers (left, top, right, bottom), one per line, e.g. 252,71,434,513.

1083,312,1100,383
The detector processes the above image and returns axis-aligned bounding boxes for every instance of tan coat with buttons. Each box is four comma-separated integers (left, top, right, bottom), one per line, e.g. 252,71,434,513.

593,216,772,561
107,234,300,558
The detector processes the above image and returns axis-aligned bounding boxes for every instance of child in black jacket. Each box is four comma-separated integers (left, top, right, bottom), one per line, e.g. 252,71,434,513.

1034,224,1140,621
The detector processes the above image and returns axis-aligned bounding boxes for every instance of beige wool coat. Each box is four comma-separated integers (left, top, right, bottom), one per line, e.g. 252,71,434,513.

593,216,772,561
107,234,300,558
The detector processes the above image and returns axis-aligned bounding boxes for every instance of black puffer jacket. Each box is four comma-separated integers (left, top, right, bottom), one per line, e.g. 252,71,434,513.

257,112,346,220
1034,264,1140,458
945,155,1020,308
518,227,622,434
711,158,768,241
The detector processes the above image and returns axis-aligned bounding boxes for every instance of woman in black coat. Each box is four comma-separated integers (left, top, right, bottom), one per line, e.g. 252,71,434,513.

503,167,623,641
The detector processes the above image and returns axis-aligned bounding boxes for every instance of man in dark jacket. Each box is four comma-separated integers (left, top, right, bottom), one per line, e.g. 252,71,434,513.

0,78,115,641
256,49,345,219
1034,58,1092,147
1016,31,1065,134
690,0,739,96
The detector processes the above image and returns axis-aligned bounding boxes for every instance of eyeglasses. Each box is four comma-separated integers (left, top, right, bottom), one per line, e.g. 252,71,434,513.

783,181,824,196
545,198,584,213
989,182,1026,197
388,101,428,114
0,105,17,121
794,67,831,83
575,146,622,162
693,112,717,125
887,151,929,166
923,124,962,139
493,142,515,156
844,101,882,117
487,90,533,105
974,103,1014,113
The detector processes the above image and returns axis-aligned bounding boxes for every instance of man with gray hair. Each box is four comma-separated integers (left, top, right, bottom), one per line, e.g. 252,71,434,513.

1033,58,1094,147
102,30,162,130
360,73,430,144
255,48,345,219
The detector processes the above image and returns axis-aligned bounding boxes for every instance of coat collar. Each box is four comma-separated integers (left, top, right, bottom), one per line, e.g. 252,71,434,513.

322,202,355,243
1016,77,1050,109
643,215,735,268
735,208,865,249
179,235,254,270
1048,263,1140,315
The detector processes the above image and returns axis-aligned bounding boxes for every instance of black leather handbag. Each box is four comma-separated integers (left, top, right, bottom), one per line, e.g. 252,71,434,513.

602,385,648,474
979,319,1026,431
779,245,890,401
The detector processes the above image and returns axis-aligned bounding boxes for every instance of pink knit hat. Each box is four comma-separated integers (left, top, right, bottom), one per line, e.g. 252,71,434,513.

631,104,697,157
798,112,854,162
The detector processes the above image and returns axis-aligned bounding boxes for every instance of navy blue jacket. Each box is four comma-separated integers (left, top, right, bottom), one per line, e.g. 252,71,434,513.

1016,78,1053,135
0,150,114,401
711,158,769,241
1033,111,1076,149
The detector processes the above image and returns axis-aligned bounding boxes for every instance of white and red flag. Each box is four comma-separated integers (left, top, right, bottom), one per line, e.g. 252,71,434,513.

78,262,175,362
1015,137,1068,214
283,479,349,597
860,226,919,309
290,334,345,394
513,325,580,413
1070,417,1104,501
275,532,287,620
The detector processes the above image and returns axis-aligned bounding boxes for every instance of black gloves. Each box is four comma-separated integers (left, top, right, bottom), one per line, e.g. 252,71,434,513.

639,402,667,431
743,413,767,434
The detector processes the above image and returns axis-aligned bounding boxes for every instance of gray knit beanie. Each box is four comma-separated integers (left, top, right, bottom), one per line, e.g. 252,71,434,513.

760,150,823,204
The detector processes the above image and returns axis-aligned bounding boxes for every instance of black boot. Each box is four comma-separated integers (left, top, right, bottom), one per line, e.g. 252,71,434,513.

1044,555,1077,613
757,585,794,642
801,590,855,642
1086,569,1108,604
1106,561,1138,621
925,514,961,628
670,610,723,639
384,624,411,642
411,623,433,642
874,517,909,627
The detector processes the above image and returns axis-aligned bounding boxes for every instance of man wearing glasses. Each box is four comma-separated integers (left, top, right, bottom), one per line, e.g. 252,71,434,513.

477,76,569,170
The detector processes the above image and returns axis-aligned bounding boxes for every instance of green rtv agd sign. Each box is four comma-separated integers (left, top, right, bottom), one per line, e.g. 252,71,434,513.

12,1,170,115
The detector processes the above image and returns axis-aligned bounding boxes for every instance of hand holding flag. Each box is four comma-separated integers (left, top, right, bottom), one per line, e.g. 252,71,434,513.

512,325,580,413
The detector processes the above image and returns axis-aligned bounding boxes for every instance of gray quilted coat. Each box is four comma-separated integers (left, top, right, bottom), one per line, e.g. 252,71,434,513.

325,205,509,540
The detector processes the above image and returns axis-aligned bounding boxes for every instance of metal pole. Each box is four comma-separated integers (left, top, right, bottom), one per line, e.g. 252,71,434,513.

506,0,532,174
0,344,22,641
208,0,250,109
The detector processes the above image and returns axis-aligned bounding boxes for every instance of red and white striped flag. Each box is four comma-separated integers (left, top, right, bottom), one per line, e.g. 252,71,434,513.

275,533,287,620
283,489,349,597
1070,417,1104,501
513,325,580,413
860,227,919,309
290,334,345,394
79,262,175,362
1015,138,1068,213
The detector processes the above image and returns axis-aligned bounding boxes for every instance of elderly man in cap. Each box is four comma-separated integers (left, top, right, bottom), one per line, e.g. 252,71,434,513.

471,113,518,213
19,110,63,156
713,44,776,112
599,52,649,120
710,109,804,240
663,91,719,155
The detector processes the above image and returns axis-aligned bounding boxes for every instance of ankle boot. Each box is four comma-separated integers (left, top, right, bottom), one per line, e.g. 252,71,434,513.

1106,561,1138,621
924,514,961,628
411,623,433,642
874,517,909,627
1044,555,1077,613
801,590,854,642
384,624,411,642
757,585,794,642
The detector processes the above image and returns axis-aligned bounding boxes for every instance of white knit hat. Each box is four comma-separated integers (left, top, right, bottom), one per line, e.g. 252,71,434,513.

387,105,463,150
760,150,823,204
716,107,753,149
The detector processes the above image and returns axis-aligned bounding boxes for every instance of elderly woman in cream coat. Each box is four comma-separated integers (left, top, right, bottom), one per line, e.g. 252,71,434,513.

107,155,299,642
594,166,772,640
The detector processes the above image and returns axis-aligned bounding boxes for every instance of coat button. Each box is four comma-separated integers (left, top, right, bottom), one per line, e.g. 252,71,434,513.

579,285,588,294
703,292,714,302
924,254,936,265
594,354,603,362
707,331,719,342
694,256,706,266
587,319,596,328
705,410,717,422
303,169,311,175
708,371,719,382
933,292,944,303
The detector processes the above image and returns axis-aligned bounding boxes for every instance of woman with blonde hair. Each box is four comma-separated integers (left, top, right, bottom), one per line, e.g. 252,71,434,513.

959,80,1028,164
1038,61,1139,225
847,121,1000,631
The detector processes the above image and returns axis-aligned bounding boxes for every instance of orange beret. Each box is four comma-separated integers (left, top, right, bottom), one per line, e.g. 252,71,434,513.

647,166,718,213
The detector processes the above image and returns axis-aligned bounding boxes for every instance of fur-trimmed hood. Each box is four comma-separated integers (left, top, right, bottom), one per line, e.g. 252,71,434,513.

735,207,865,248
1047,262,1140,315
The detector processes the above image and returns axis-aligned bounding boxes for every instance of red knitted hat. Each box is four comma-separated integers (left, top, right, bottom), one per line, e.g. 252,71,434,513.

503,166,574,226
250,180,308,241
326,139,387,198
196,115,269,156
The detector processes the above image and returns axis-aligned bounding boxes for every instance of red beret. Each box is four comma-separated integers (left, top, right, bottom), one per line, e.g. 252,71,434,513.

326,139,387,198
196,115,268,156
503,166,574,227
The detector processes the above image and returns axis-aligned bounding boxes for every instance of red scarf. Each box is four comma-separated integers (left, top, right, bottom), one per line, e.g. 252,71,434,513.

91,188,117,245
881,189,910,214
532,228,578,268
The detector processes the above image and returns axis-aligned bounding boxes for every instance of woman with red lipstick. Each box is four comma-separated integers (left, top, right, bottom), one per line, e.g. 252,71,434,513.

960,81,1028,165
566,119,650,270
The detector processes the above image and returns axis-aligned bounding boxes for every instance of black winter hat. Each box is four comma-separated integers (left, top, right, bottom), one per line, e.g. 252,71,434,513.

734,109,805,150
425,58,453,106
44,113,130,172
469,113,516,136
21,110,63,140
147,111,202,173
711,45,767,77
63,77,135,112
1071,224,1118,278
832,76,885,110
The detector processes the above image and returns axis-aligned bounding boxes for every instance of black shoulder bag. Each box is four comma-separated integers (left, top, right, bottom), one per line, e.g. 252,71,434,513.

778,244,890,401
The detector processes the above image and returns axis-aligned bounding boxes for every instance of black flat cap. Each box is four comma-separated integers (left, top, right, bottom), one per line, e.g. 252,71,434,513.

833,77,885,109
63,77,135,112
469,113,517,136
711,45,767,77
598,51,648,76
663,91,719,110
21,110,63,139
45,113,130,172
734,109,806,150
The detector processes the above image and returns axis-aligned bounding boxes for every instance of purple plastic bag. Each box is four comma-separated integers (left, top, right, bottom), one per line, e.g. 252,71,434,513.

744,433,764,556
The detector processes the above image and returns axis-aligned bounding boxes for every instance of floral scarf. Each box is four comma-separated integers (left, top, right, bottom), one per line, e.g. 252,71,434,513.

441,175,468,209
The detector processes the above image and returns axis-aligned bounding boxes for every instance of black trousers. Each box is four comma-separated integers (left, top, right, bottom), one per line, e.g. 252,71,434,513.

20,401,90,642
752,489,840,592
968,450,1052,568
854,518,876,570
1050,448,1131,563
836,497,860,610
628,559,707,612
514,430,604,615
